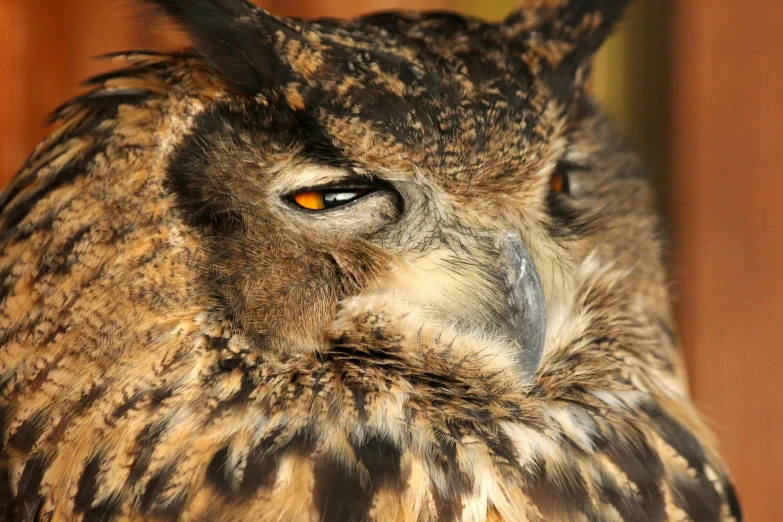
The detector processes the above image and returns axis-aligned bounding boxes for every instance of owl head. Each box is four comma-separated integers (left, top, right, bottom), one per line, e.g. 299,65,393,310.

143,0,657,385
1,1,744,520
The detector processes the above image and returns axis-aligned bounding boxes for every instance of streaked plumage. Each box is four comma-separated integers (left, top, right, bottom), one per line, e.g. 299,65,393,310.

0,0,741,520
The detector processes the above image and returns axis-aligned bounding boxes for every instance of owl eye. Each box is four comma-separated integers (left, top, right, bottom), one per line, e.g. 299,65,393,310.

292,188,372,211
550,170,570,195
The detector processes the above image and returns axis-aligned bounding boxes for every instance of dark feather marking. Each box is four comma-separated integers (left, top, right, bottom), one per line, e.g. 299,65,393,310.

0,466,19,521
109,392,146,422
45,384,110,450
48,89,153,125
643,406,706,474
32,224,93,282
95,50,171,60
139,463,178,515
17,339,66,399
312,434,402,522
7,410,49,454
82,58,179,87
204,373,256,425
724,480,743,521
127,421,168,486
546,189,599,238
16,456,48,513
164,107,246,237
205,446,235,495
82,497,122,522
145,0,300,94
0,142,102,244
4,459,47,522
217,354,242,372
240,426,306,496
206,428,303,497
429,425,469,522
430,483,464,522
6,211,56,248
0,172,37,217
0,406,9,439
672,478,722,522
602,438,666,521
293,109,349,167
351,388,368,424
51,223,92,273
484,427,523,474
75,453,103,514
208,336,230,352
0,263,19,304
0,167,83,243
525,457,589,519
350,435,404,491
76,89,153,110
148,384,177,410
147,492,188,521
597,466,651,522
313,456,370,522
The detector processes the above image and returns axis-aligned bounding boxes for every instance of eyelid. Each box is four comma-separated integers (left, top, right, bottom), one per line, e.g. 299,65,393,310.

287,172,378,191
555,160,588,172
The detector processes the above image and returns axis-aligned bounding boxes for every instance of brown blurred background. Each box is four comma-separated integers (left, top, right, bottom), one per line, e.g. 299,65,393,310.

1,0,781,519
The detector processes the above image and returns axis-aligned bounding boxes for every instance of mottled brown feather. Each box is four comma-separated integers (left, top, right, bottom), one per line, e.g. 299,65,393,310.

0,1,740,521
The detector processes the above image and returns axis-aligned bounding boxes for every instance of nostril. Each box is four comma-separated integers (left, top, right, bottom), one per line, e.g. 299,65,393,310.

503,233,547,383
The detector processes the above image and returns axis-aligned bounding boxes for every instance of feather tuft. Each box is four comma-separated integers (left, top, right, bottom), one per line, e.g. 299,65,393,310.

142,0,304,94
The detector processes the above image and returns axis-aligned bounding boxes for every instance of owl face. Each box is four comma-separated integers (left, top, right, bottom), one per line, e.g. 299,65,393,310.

1,2,743,519
162,1,645,380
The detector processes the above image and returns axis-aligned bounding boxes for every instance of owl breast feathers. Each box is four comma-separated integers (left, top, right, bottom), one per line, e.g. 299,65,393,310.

0,0,742,521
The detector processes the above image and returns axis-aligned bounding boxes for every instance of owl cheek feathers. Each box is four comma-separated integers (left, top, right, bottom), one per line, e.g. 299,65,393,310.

328,236,546,386
328,293,528,389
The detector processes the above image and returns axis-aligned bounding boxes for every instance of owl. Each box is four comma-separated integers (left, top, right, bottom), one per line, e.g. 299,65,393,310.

0,0,742,520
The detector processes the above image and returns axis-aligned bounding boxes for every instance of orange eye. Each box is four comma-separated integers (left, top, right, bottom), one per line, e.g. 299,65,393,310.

292,188,370,211
294,191,327,210
550,170,569,194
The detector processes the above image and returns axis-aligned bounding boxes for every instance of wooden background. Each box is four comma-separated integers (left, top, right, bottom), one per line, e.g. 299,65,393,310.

1,1,781,519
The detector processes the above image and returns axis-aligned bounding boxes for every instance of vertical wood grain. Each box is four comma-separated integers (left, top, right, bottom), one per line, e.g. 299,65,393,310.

20,1,80,167
0,0,27,184
671,2,783,520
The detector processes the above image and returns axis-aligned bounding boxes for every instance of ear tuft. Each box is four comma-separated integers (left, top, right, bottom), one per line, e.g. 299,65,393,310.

144,0,302,94
506,0,632,62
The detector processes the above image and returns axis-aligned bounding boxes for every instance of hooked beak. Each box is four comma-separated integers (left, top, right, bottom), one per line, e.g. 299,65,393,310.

503,233,547,382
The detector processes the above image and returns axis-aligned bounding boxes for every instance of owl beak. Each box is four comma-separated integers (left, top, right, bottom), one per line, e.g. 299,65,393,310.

503,233,547,382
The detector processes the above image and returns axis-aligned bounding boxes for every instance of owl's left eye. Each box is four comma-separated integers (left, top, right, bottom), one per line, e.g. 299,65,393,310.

550,169,570,195
291,188,372,211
